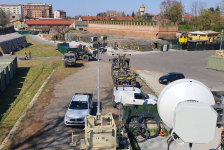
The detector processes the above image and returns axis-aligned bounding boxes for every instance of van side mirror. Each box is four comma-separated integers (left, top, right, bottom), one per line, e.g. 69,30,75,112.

65,105,68,108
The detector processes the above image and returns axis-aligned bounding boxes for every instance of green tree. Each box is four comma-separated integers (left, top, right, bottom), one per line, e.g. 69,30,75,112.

25,15,30,19
0,10,9,27
132,11,135,17
216,6,220,12
209,7,215,13
192,8,222,30
122,11,125,17
160,0,185,23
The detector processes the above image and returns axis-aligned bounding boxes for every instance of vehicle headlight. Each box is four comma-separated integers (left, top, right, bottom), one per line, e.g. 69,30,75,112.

65,115,69,120
163,79,167,81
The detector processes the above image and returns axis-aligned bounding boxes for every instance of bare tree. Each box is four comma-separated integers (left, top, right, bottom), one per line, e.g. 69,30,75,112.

220,0,224,14
190,1,207,16
42,25,48,34
0,10,10,27
54,26,70,40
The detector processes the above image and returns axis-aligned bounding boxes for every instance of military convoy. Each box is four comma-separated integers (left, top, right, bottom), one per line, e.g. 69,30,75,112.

109,54,136,86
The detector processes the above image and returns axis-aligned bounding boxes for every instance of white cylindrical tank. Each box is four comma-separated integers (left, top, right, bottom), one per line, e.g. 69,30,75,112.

158,79,215,128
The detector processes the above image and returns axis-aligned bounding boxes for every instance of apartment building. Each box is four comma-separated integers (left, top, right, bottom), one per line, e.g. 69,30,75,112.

0,4,23,20
54,10,66,18
106,11,117,17
23,3,53,18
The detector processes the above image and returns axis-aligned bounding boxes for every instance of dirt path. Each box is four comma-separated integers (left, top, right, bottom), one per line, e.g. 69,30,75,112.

5,59,154,150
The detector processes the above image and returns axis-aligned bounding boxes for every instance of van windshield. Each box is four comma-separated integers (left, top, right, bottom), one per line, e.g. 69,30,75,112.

141,92,149,99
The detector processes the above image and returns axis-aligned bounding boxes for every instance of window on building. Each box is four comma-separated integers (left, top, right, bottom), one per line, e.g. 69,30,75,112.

12,16,15,18
200,35,206,37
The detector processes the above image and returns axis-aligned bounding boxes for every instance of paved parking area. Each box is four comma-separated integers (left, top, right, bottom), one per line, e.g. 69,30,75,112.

25,35,224,150
100,50,224,91
137,69,222,150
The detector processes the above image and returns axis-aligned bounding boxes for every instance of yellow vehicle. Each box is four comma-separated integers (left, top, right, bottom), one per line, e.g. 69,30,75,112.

177,35,189,44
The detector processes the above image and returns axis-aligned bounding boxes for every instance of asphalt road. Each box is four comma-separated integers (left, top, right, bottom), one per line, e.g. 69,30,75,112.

100,50,224,90
29,34,224,90
28,34,57,46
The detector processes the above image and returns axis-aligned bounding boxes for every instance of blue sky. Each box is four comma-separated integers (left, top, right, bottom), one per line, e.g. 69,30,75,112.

4,0,221,16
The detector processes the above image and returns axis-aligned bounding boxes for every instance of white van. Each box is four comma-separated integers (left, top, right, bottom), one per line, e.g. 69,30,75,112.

112,86,158,109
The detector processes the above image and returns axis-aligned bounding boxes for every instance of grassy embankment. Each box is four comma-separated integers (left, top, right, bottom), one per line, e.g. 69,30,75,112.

14,35,62,57
0,35,83,145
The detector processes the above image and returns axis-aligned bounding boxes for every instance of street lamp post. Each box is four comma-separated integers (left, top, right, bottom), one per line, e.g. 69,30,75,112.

220,29,223,50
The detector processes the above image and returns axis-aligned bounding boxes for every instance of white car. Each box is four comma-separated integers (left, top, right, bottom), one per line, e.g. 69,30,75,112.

64,93,93,126
112,87,158,109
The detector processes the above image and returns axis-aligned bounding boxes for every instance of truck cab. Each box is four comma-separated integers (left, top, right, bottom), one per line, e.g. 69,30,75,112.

63,53,76,67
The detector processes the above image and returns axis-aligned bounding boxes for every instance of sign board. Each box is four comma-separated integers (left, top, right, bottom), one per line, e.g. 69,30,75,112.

163,45,167,51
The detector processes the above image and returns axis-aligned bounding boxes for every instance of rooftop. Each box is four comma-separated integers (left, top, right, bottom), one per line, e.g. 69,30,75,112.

0,4,22,6
25,20,74,25
111,16,135,21
189,30,219,35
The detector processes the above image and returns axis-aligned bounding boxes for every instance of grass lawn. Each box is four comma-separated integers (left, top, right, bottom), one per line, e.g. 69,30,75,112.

0,59,84,149
0,34,85,146
14,35,63,57
0,59,58,144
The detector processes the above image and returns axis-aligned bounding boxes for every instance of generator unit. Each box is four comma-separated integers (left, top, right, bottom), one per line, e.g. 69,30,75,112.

71,113,118,150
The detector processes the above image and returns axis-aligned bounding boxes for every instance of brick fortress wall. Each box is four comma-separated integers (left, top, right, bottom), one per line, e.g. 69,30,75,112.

87,21,178,39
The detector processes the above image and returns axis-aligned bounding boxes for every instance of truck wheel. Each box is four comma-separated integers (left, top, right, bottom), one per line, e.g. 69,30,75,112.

64,62,67,68
82,55,89,62
116,103,123,110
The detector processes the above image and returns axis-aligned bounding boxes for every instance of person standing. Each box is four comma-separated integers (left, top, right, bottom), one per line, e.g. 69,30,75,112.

29,51,31,59
25,51,27,60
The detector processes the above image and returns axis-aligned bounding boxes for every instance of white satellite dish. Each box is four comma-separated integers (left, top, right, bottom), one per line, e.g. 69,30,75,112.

158,79,215,128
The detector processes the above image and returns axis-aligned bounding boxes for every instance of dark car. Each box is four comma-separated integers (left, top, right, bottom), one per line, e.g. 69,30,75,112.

159,72,185,85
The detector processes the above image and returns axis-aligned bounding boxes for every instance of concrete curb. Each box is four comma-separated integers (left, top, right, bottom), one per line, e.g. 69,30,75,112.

0,69,56,150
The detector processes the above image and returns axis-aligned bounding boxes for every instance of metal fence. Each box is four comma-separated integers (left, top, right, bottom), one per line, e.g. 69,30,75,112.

166,39,224,51
123,105,161,122
0,26,14,35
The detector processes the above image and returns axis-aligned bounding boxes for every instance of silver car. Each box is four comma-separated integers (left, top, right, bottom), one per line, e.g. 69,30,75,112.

64,94,93,126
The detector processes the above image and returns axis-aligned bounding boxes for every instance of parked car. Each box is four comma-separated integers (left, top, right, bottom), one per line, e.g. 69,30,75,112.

159,72,185,85
64,93,93,126
112,87,157,109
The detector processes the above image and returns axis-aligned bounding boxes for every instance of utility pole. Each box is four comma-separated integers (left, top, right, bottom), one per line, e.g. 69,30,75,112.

97,42,100,115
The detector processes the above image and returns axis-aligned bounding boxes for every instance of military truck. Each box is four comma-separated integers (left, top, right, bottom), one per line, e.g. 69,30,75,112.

63,53,76,68
109,54,136,86
76,44,97,62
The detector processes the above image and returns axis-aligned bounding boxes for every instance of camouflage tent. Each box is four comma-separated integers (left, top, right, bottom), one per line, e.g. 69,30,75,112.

0,33,27,54
0,69,5,92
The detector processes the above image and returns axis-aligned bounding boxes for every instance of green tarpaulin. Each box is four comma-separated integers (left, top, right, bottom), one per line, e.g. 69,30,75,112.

207,55,224,72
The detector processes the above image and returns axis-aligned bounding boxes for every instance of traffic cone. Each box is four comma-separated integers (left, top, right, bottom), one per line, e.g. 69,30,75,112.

54,41,56,43
160,129,165,137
